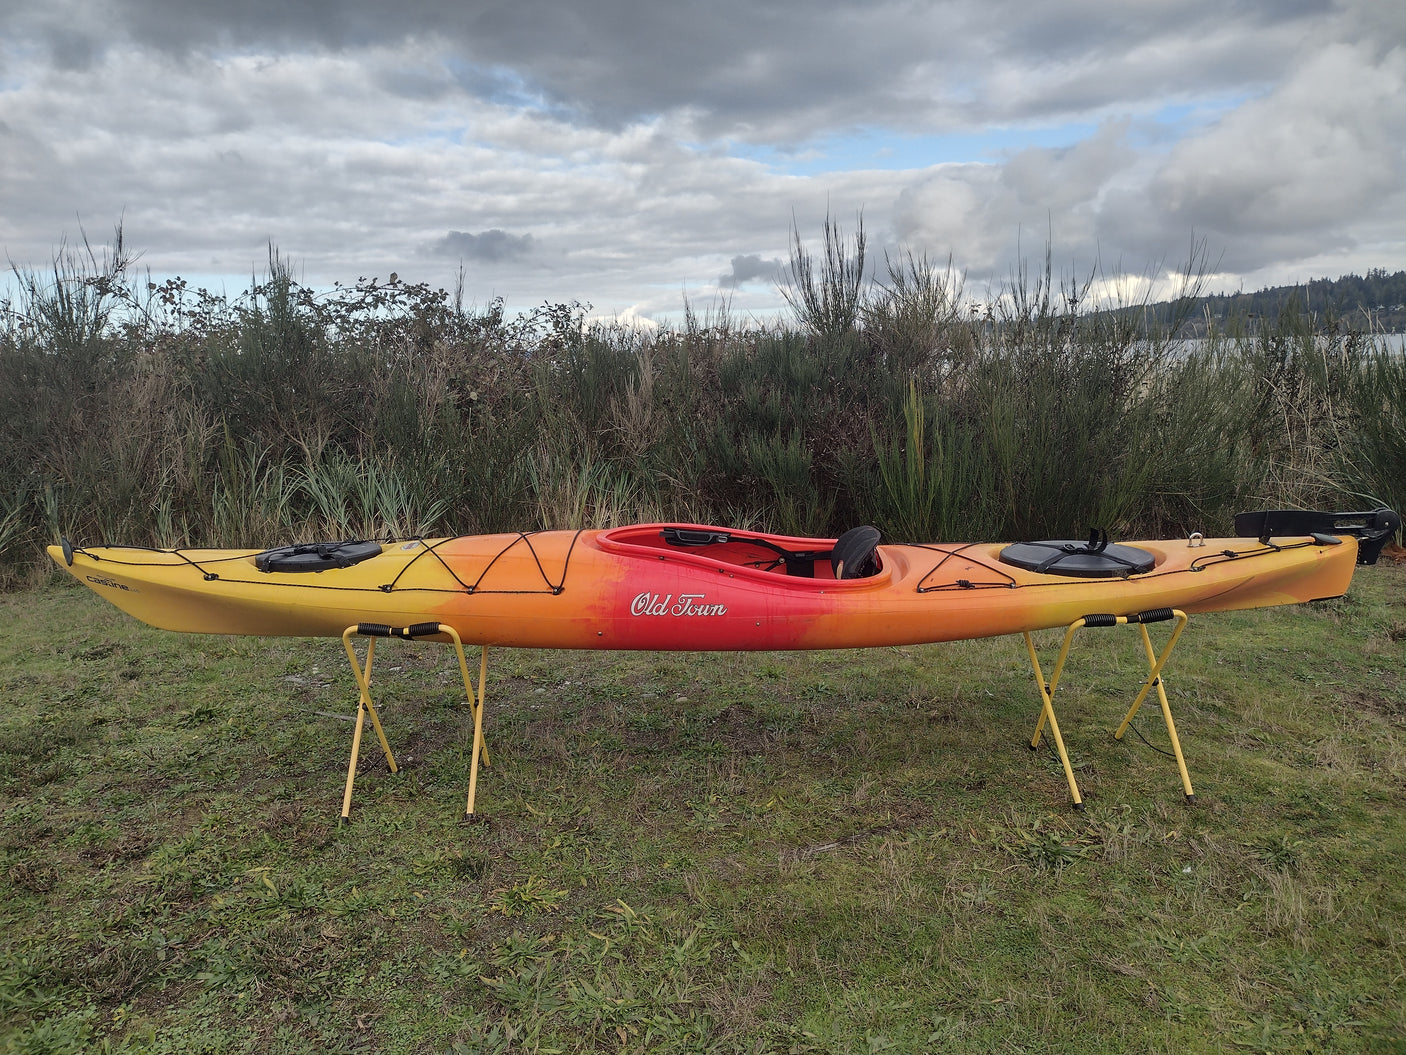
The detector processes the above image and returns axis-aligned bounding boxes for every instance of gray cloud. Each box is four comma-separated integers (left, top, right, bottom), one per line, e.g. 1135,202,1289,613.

429,230,536,263
0,0,1401,318
9,0,1341,139
719,254,782,289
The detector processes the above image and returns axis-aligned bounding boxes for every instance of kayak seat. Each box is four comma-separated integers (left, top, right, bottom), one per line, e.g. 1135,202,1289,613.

832,526,881,579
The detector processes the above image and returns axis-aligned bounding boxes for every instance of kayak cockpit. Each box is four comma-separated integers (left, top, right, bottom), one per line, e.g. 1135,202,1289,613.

598,523,886,582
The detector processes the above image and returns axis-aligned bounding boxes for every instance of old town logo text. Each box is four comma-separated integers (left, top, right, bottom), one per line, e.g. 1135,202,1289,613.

630,592,728,617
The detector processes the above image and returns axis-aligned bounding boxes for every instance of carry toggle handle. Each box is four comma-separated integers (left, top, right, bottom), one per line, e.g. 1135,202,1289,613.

1080,608,1176,628
354,621,444,638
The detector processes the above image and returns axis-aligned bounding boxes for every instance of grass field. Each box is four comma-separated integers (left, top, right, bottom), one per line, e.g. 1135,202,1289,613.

2,565,1404,1053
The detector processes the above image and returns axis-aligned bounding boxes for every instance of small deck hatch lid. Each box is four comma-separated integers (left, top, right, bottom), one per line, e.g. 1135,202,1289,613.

255,540,384,573
999,532,1154,578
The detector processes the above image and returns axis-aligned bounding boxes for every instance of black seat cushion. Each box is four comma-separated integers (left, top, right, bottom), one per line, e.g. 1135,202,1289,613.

831,526,881,579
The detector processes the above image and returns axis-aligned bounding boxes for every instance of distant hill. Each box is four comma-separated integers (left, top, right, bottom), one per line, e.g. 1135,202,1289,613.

1146,268,1406,335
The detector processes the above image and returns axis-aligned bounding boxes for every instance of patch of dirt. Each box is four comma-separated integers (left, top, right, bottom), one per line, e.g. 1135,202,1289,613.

78,835,153,868
690,703,780,752
393,726,464,768
1341,690,1406,723
7,859,60,892
780,798,936,862
75,940,161,1000
925,701,968,724
259,801,306,833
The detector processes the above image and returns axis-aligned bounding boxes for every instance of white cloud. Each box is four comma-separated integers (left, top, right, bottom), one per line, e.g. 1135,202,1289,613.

890,34,1406,289
1142,44,1406,258
0,0,1402,319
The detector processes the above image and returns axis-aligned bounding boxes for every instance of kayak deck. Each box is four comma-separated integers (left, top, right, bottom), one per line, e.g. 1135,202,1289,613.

48,523,1359,648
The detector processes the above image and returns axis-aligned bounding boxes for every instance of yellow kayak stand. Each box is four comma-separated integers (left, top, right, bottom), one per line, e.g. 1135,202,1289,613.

1023,608,1193,808
339,621,491,823
333,607,1193,820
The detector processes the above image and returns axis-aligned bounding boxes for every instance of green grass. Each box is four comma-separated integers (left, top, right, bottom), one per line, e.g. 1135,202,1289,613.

2,566,1404,1053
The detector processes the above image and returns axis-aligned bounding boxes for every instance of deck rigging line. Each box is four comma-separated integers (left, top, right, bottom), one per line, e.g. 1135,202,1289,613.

68,530,586,597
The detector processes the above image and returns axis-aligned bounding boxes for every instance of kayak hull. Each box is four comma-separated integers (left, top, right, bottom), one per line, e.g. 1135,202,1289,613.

48,523,1359,649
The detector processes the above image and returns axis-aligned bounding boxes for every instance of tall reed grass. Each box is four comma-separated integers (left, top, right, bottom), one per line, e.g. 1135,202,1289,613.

1,222,1400,585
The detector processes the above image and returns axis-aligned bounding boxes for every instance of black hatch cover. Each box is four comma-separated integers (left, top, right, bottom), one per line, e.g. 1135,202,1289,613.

999,531,1154,578
255,540,384,573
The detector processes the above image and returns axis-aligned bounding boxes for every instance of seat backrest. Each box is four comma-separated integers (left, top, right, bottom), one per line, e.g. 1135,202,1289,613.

831,526,881,579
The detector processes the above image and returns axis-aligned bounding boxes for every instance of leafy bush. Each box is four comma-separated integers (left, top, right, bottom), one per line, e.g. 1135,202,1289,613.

2,222,1399,585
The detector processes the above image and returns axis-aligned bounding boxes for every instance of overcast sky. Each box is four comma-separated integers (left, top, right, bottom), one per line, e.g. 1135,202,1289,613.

2,0,1403,321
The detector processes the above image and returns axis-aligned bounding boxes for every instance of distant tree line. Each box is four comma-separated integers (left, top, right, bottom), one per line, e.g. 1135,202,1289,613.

1148,268,1406,336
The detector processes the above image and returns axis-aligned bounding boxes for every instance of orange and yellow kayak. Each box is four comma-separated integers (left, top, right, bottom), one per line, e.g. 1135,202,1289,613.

47,518,1378,649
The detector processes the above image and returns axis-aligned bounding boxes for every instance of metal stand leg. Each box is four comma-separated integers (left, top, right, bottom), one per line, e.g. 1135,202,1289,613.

1023,609,1193,807
1114,613,1194,800
464,645,490,820
340,629,399,822
440,628,491,819
336,622,492,821
1025,627,1085,808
